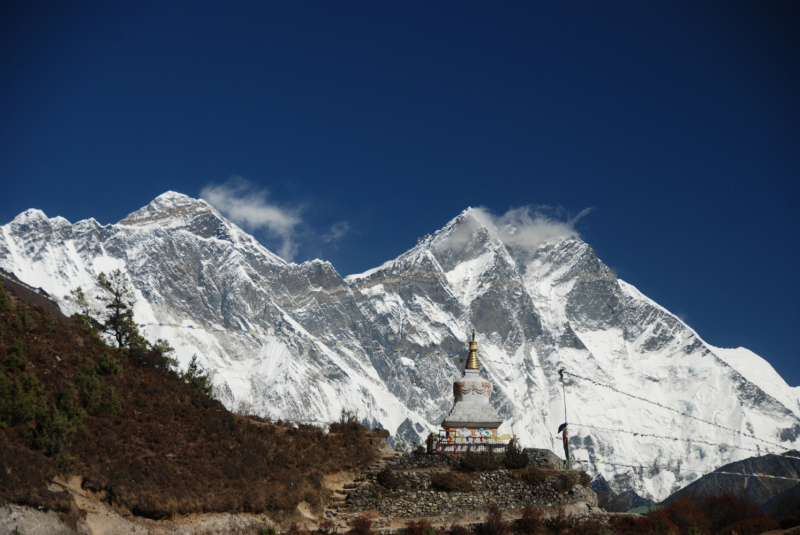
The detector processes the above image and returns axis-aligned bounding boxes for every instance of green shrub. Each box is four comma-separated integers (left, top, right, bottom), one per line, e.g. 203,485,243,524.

0,323,4,340
97,352,123,375
99,386,123,418
76,365,122,416
14,303,36,333
459,452,499,472
58,382,86,423
76,365,104,411
0,372,47,428
0,279,11,312
502,444,528,470
44,316,56,333
4,340,27,372
29,402,77,455
68,353,81,366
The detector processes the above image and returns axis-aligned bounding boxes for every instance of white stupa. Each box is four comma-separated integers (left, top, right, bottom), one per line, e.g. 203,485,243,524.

441,330,504,437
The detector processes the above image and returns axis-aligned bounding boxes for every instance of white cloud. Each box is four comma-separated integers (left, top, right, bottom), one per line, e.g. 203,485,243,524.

438,205,591,254
322,221,350,243
201,177,303,261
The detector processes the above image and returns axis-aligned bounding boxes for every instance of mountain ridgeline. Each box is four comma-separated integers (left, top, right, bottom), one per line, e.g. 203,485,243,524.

2,191,799,503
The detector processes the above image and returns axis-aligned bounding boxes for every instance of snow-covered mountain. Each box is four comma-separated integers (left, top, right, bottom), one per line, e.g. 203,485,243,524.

2,191,799,502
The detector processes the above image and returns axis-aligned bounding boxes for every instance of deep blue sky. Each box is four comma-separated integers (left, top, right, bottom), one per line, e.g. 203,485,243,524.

2,2,799,385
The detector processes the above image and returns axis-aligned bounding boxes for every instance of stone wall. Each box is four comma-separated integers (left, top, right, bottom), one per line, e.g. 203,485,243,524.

344,468,597,518
387,448,564,471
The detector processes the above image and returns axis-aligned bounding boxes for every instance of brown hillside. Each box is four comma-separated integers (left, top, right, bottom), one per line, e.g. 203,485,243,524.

0,276,381,520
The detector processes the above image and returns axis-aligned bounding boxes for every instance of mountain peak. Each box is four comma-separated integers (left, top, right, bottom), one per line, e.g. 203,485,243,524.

11,208,49,225
118,191,219,229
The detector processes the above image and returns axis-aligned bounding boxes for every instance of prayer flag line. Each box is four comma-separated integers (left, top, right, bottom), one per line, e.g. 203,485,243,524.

562,370,791,452
139,322,456,357
568,423,800,461
571,458,800,482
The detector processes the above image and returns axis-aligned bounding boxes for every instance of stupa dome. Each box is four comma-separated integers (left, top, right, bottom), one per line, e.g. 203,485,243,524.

441,330,504,434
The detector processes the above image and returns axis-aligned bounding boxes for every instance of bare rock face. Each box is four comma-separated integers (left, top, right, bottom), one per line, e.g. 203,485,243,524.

2,194,800,504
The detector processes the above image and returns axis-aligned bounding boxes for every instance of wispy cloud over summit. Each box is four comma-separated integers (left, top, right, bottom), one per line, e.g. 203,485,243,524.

201,177,303,261
438,205,591,255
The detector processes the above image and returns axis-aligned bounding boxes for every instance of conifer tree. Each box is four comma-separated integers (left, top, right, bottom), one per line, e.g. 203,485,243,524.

97,270,142,348
182,355,213,397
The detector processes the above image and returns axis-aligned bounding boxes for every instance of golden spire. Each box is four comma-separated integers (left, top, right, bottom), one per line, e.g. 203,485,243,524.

465,329,479,370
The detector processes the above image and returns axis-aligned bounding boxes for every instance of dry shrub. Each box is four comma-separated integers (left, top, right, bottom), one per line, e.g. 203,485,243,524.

318,519,335,534
775,492,800,518
718,517,780,535
448,526,475,535
779,517,800,529
577,471,591,487
661,496,713,534
349,516,373,535
405,520,433,535
568,518,607,535
431,472,476,492
376,468,404,490
551,473,577,493
330,408,362,434
459,452,499,472
516,467,548,485
634,509,677,535
516,506,543,534
699,493,761,531
604,515,636,535
543,507,569,534
502,444,529,470
476,503,507,535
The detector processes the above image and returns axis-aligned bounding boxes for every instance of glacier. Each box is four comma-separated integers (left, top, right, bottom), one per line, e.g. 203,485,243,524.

1,191,799,502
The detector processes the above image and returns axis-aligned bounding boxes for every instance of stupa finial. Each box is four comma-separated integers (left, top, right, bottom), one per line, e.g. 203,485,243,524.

465,329,479,370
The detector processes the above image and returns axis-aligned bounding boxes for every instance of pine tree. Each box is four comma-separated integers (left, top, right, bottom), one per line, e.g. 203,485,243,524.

97,270,142,348
182,355,213,397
